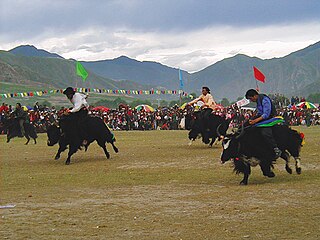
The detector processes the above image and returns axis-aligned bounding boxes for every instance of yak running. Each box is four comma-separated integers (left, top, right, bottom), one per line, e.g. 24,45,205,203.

47,115,118,165
181,111,230,146
218,124,304,185
4,117,37,145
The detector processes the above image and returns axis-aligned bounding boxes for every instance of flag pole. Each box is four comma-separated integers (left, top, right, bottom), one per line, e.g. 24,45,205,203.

254,66,259,92
75,61,79,89
179,68,183,105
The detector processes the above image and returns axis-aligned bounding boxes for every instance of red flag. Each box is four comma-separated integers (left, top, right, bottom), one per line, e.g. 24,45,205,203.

253,66,265,83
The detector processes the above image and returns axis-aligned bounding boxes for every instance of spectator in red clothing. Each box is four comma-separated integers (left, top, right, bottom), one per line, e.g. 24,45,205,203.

29,110,36,123
161,122,169,130
0,103,9,113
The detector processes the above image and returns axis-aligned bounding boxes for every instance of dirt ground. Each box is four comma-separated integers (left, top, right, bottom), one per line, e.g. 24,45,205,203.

1,127,319,239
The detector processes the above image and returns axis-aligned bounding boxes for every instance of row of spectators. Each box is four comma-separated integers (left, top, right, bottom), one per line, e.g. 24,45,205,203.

268,94,307,109
1,99,319,133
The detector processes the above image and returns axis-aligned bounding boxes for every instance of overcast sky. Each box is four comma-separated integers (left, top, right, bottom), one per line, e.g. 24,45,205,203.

1,0,320,72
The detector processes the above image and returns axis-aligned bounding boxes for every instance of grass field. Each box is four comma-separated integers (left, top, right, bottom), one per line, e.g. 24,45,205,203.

1,127,320,239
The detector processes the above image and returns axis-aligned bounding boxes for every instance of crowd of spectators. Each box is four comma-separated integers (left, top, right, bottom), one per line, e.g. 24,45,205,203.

1,97,319,134
268,94,308,109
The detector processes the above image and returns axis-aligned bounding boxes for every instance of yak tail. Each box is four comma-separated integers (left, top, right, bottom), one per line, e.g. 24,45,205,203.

299,132,305,146
290,128,305,146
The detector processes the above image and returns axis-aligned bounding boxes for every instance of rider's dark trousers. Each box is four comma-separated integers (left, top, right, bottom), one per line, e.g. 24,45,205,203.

71,108,89,142
260,127,277,149
201,108,212,130
18,119,25,135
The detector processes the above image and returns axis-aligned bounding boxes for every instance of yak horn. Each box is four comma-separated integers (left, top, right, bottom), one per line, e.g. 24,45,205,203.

216,124,223,138
235,124,245,139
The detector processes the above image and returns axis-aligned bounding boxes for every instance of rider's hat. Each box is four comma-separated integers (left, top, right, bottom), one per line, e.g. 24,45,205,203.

63,87,75,95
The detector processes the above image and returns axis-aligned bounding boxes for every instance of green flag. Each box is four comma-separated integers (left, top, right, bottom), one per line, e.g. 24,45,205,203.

76,61,88,82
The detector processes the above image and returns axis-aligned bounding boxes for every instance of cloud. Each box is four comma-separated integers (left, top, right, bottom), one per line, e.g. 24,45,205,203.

0,1,320,72
1,0,320,38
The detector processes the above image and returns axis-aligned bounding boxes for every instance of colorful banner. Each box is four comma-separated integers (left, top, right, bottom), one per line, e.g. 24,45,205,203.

0,88,189,99
236,98,250,107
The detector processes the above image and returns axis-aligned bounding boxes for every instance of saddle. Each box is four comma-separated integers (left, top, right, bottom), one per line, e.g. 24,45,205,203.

254,116,285,128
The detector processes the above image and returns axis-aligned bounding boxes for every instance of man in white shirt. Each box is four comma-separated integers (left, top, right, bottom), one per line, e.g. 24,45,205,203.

63,87,89,114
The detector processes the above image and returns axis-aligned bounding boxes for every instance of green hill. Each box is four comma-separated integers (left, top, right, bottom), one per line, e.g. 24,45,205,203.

1,42,320,102
0,51,144,91
9,45,63,58
189,41,320,100
81,42,320,100
82,56,190,90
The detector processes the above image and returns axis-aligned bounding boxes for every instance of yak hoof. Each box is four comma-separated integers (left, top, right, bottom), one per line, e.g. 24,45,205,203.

285,165,293,174
114,147,119,153
240,180,248,185
65,160,70,165
266,172,275,178
296,167,302,175
54,155,60,160
263,170,275,178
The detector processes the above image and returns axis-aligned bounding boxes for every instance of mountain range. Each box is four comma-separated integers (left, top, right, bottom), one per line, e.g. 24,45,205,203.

0,47,147,91
1,42,319,101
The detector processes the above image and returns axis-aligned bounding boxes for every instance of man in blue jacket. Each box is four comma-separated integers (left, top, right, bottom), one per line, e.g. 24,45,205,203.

245,89,282,159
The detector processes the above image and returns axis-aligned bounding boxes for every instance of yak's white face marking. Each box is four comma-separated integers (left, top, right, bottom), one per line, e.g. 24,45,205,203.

222,138,231,150
222,139,231,150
